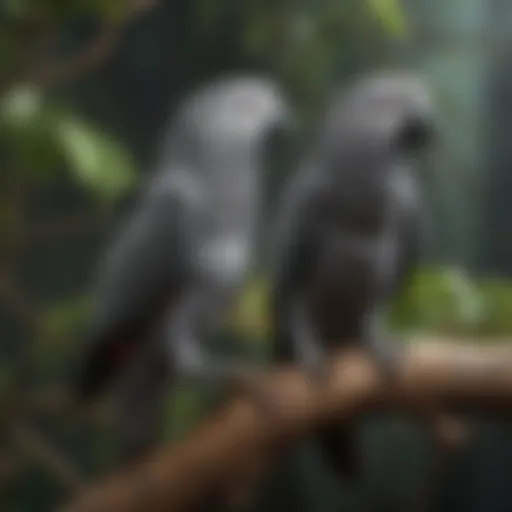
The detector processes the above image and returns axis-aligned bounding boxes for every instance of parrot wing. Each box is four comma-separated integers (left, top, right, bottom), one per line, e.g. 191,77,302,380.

76,169,202,399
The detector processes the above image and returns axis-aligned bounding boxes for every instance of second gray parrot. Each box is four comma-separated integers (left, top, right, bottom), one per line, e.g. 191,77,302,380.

74,74,292,463
270,70,436,480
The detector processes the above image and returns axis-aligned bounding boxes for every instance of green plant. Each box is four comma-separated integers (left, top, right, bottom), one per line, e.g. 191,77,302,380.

229,266,512,344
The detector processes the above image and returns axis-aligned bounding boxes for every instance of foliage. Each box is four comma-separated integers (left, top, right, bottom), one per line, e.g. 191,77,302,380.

57,117,137,200
4,1,511,511
366,0,408,36
190,0,407,123
229,267,512,343
473,279,512,337
0,6,143,507
226,275,271,342
1,85,138,201
389,268,512,338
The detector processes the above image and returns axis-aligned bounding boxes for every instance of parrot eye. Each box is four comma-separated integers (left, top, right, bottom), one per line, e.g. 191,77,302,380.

395,115,435,153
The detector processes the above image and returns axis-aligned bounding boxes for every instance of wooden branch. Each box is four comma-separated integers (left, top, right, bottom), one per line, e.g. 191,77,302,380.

1,0,158,93
63,340,512,512
27,22,122,89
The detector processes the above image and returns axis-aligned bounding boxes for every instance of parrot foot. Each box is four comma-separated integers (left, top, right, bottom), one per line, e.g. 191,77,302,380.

298,349,331,388
368,333,403,382
290,299,330,387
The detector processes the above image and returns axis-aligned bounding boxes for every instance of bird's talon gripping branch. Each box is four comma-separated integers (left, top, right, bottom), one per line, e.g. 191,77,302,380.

301,352,331,387
369,337,403,382
291,302,331,387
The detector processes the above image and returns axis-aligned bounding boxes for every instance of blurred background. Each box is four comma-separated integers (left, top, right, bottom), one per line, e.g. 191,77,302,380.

2,0,512,510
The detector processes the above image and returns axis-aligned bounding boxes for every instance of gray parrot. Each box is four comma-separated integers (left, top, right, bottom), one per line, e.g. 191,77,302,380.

270,70,436,480
74,74,292,463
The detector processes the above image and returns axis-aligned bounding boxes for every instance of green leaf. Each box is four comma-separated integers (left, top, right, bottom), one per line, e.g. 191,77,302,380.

57,117,138,200
1,86,138,195
366,0,407,37
227,275,271,341
0,84,43,128
477,280,512,336
0,85,64,176
390,266,512,338
441,268,485,325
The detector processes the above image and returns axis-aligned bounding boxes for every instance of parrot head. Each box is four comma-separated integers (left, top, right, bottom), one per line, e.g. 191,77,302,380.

322,69,437,163
177,74,292,157
311,69,438,223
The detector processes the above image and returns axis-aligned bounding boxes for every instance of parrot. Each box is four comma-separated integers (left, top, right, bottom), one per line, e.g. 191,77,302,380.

74,74,292,463
269,69,437,481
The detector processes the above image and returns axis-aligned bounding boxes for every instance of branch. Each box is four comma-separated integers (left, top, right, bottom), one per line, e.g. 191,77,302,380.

62,339,512,512
2,0,157,93
27,22,122,89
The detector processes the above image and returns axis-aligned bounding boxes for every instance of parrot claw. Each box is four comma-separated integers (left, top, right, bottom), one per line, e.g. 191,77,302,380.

368,334,402,381
291,317,330,386
300,351,330,387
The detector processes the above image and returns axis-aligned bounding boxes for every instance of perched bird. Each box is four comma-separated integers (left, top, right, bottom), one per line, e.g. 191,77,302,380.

270,70,436,480
74,74,292,462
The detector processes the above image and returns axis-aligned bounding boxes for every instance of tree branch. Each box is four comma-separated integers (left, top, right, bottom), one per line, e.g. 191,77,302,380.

26,22,123,89
62,339,512,512
2,0,158,94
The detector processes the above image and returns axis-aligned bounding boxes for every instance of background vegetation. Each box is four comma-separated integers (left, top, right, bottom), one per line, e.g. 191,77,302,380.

1,0,512,510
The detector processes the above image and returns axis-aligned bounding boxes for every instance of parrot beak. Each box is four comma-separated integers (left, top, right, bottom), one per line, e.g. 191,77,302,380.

268,99,296,136
282,103,298,130
395,113,437,154
261,101,298,150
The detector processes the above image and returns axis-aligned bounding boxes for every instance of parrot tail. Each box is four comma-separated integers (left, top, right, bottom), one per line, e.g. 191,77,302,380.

112,342,169,467
316,420,362,481
75,336,137,401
